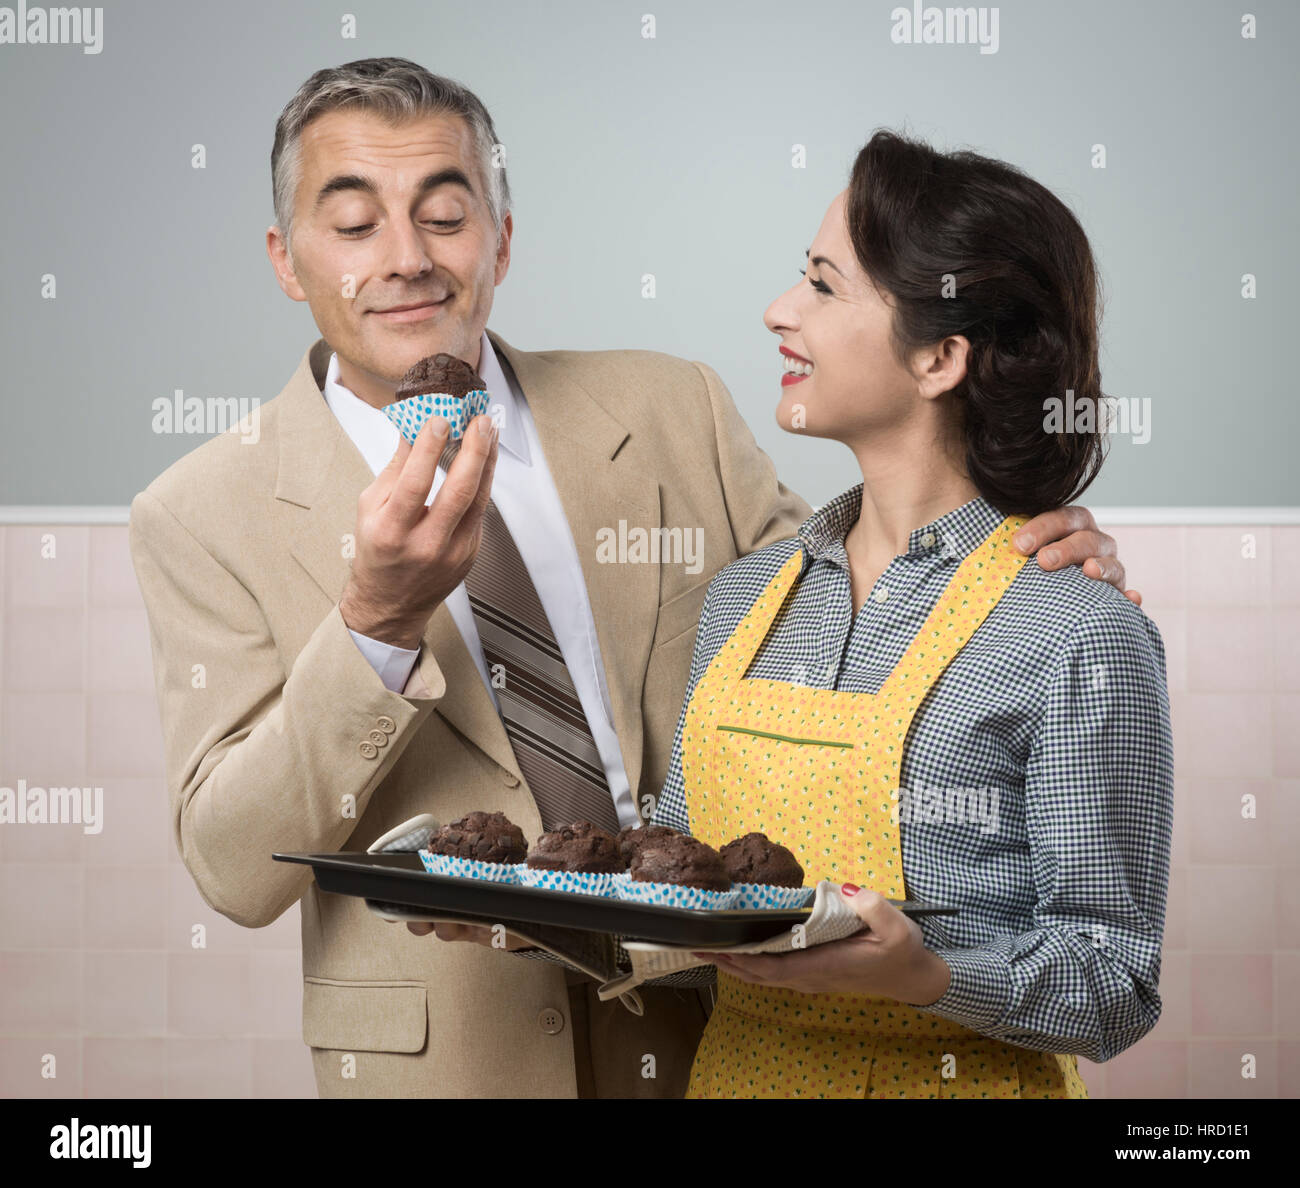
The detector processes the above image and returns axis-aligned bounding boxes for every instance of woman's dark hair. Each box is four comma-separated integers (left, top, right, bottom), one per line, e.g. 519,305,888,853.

845,129,1106,516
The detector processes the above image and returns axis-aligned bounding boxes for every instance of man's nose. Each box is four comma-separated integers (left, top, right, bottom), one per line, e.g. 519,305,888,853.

381,217,436,279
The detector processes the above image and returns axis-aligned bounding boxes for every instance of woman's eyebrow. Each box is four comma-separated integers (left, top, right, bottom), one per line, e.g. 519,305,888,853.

805,248,846,278
313,166,476,210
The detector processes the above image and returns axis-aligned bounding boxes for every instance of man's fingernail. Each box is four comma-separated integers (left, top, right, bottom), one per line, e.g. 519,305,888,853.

476,416,493,436
1014,531,1033,551
842,882,860,896
1041,548,1058,565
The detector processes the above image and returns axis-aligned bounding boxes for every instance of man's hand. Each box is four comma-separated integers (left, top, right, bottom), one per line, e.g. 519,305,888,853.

1013,506,1141,606
406,920,534,951
340,412,499,648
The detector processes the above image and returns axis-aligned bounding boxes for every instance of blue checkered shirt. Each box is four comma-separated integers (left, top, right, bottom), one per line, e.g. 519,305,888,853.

651,487,1174,1063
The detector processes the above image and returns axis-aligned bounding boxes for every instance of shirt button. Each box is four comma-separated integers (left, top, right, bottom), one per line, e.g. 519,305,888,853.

921,532,936,547
359,740,378,759
368,729,388,747
502,771,520,787
377,716,396,734
538,1007,565,1034
873,587,890,603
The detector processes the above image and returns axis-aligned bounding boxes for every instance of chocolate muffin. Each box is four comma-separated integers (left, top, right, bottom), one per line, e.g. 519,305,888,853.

526,821,623,874
394,352,485,403
629,834,730,893
426,811,527,864
615,823,683,868
719,832,804,888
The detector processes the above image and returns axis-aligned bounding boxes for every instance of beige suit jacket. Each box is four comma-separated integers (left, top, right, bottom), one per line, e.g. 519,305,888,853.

128,329,811,1097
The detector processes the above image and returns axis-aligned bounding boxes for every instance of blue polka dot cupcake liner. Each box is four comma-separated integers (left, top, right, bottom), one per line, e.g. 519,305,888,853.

517,866,621,899
418,850,521,885
383,388,492,445
615,874,740,911
731,882,814,911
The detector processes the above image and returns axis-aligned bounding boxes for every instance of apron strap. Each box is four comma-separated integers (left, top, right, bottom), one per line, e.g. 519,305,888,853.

874,514,1031,717
699,514,1030,708
699,548,805,688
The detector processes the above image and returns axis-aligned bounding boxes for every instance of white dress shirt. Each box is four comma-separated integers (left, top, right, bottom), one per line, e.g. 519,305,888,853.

322,330,637,829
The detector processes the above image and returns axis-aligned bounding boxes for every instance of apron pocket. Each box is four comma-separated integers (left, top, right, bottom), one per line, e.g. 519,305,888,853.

717,724,854,747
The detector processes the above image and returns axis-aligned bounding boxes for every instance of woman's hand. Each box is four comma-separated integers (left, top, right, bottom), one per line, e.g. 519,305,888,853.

692,884,951,1005
1014,506,1141,606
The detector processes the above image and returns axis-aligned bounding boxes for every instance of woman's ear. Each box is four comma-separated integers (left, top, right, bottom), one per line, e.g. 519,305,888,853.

914,334,970,401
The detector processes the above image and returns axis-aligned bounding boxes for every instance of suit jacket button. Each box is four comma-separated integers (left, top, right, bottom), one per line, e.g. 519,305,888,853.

502,771,520,787
368,729,388,746
359,740,378,759
377,716,396,734
537,1007,565,1035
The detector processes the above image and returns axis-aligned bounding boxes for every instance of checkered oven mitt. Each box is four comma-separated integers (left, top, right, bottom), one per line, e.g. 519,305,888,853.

593,880,866,1003
364,814,439,924
369,814,439,854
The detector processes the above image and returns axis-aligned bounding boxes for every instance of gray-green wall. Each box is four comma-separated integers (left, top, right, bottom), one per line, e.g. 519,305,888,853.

1,0,1296,508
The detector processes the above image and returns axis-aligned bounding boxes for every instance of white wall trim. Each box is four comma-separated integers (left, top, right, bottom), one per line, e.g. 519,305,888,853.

0,506,1298,527
1085,507,1300,525
0,507,132,524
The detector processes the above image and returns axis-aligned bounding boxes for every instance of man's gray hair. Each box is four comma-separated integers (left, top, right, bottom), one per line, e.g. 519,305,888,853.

271,57,510,261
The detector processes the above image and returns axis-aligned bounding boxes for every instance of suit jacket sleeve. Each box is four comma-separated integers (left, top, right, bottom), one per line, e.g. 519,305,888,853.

129,486,448,928
692,359,812,554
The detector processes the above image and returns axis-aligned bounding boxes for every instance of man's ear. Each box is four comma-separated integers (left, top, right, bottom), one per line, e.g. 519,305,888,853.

493,210,513,287
266,225,308,302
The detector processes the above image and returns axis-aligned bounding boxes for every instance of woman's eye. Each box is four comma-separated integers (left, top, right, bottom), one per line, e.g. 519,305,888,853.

798,268,831,294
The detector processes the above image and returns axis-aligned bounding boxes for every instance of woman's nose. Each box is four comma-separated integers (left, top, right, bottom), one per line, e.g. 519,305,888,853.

763,284,800,335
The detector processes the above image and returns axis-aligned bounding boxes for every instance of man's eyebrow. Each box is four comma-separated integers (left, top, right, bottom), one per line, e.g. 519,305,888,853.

805,247,846,278
313,167,476,211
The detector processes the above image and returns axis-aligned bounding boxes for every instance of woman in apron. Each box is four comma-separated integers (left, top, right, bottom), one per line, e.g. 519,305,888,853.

651,130,1174,1099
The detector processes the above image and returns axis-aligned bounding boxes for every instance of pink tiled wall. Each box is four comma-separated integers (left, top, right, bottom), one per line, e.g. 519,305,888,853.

0,524,313,1098
0,520,1296,1098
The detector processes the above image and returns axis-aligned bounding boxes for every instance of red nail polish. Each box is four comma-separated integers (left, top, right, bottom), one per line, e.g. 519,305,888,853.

842,882,860,896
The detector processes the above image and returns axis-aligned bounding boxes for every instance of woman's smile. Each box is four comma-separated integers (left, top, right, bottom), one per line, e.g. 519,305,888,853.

780,345,814,386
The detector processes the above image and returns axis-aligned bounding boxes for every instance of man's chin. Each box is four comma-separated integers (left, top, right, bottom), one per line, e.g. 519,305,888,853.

373,322,481,368
362,331,466,377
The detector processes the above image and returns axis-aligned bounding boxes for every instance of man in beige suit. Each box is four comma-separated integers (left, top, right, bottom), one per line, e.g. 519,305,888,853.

128,58,1133,1099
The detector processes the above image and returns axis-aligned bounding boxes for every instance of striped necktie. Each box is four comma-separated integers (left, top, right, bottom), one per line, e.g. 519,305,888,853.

440,437,621,835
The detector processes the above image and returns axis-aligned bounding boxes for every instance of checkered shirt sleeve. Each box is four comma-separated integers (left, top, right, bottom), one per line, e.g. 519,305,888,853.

919,596,1173,1059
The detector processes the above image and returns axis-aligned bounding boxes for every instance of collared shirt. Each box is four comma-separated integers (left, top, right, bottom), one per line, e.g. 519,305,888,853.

322,329,638,830
652,486,1174,1063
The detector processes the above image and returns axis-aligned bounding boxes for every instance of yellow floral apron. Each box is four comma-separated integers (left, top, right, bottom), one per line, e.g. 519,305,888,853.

681,516,1089,1099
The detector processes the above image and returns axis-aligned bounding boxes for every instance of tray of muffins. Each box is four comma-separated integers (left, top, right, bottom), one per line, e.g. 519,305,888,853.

275,811,957,948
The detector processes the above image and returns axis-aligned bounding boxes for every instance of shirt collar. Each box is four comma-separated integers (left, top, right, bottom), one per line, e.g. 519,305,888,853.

795,484,1008,572
322,328,530,468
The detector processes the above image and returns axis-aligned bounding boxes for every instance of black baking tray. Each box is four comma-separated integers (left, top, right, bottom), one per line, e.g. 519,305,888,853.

274,850,959,947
